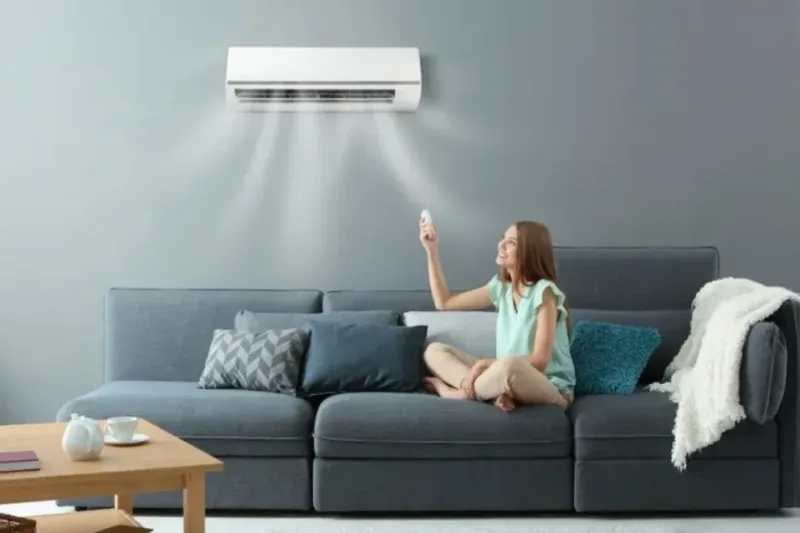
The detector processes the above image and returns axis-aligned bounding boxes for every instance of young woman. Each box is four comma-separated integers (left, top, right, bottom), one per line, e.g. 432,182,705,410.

420,218,575,412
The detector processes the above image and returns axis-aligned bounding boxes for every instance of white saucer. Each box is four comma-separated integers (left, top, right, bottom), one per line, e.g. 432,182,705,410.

104,433,150,446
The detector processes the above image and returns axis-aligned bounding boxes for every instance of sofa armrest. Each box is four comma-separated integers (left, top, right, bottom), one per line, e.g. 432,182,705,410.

766,300,800,509
739,322,788,424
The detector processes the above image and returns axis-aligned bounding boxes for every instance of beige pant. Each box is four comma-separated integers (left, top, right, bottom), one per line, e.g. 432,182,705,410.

424,342,570,408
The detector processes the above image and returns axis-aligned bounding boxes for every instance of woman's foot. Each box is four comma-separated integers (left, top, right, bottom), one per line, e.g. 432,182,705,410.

494,393,517,412
424,377,467,399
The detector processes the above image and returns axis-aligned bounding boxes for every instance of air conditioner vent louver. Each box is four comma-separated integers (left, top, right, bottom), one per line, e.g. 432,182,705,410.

234,88,396,104
225,47,421,112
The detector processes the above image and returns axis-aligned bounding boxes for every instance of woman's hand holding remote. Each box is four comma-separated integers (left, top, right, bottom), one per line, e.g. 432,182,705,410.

419,210,438,255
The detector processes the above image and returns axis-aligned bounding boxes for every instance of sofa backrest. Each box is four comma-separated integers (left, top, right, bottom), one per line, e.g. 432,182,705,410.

104,247,718,386
560,247,718,384
554,247,718,311
322,247,720,385
104,289,322,382
324,290,439,312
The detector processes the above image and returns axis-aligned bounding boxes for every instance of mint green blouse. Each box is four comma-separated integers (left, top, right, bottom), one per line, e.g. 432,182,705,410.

487,276,576,395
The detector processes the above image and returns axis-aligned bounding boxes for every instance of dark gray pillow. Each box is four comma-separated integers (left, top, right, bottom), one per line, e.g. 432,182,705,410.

741,322,787,424
300,322,428,398
198,328,308,395
234,310,400,333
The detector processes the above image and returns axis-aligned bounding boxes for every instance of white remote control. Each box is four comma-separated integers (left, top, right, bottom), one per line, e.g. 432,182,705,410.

420,209,432,224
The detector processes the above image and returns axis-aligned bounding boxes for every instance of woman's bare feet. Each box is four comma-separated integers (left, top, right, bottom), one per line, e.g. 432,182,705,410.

494,393,517,412
423,377,467,399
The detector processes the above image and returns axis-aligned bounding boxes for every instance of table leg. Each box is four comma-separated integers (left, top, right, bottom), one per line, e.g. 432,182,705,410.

115,493,133,513
183,472,206,533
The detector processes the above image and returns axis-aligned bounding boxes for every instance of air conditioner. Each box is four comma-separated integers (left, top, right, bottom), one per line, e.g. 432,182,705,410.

225,47,422,112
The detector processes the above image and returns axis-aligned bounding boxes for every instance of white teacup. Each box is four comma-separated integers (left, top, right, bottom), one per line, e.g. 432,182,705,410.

105,416,139,442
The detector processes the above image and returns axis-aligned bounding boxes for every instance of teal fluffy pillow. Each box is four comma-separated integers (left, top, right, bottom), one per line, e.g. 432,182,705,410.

570,321,662,396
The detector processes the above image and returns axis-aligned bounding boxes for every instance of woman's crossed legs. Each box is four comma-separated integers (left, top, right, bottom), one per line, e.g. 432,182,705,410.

423,342,569,411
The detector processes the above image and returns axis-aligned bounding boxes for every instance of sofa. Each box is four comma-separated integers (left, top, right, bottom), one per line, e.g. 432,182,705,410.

55,246,800,513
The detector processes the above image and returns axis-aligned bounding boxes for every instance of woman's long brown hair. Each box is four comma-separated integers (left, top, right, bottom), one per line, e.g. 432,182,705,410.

498,220,572,336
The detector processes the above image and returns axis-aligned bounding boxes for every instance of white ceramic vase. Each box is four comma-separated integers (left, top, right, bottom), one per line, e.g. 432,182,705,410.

62,413,104,461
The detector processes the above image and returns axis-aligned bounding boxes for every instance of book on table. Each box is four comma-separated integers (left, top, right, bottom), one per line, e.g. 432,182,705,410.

0,450,40,473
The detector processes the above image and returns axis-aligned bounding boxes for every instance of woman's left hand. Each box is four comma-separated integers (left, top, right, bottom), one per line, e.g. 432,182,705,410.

460,359,492,399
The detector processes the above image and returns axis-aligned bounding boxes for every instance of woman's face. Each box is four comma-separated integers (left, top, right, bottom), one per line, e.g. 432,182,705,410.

496,225,518,270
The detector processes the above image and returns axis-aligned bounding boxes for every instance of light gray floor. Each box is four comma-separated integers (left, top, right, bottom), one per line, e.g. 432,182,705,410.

2,501,799,533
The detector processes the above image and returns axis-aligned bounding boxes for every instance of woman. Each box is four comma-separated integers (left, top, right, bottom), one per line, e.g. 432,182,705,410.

420,218,575,412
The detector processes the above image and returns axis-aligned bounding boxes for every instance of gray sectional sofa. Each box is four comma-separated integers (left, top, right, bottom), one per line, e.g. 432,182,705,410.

55,247,800,513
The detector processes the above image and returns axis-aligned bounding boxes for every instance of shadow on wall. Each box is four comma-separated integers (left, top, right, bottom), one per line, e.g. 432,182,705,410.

420,54,440,107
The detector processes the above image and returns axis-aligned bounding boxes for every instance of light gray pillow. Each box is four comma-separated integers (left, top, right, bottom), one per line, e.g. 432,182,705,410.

403,311,497,358
197,328,308,395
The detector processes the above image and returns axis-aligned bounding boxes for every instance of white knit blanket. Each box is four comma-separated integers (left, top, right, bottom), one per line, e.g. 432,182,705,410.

649,277,800,470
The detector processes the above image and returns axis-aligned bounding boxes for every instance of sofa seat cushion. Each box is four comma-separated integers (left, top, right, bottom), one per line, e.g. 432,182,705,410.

570,391,777,460
314,392,571,459
56,381,314,458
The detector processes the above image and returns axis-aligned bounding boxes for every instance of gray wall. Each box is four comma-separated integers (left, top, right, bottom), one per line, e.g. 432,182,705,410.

0,0,798,424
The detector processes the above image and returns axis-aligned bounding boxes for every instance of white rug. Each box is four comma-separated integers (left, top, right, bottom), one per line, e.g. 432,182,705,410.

2,501,798,533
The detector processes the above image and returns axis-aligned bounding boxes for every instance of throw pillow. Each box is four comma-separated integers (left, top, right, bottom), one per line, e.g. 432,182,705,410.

198,328,308,395
740,321,788,424
403,311,497,358
570,321,662,396
234,309,400,333
300,322,428,398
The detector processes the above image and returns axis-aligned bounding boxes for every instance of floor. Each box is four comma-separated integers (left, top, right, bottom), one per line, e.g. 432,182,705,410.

1,501,799,533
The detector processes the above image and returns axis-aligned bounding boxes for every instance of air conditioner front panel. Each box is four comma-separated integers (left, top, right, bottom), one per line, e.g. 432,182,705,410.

225,47,422,112
226,47,421,85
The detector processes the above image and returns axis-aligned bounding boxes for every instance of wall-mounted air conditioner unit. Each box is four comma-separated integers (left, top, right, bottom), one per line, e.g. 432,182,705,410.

225,47,422,112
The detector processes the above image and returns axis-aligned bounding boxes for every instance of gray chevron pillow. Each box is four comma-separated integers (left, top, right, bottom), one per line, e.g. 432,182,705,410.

198,328,308,395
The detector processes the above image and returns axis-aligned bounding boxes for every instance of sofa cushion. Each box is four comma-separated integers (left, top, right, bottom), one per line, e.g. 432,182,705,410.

56,381,314,458
314,392,571,459
403,311,497,358
570,391,777,460
300,323,428,397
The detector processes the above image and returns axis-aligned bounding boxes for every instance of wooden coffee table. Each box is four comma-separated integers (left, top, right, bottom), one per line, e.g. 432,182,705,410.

0,419,223,533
